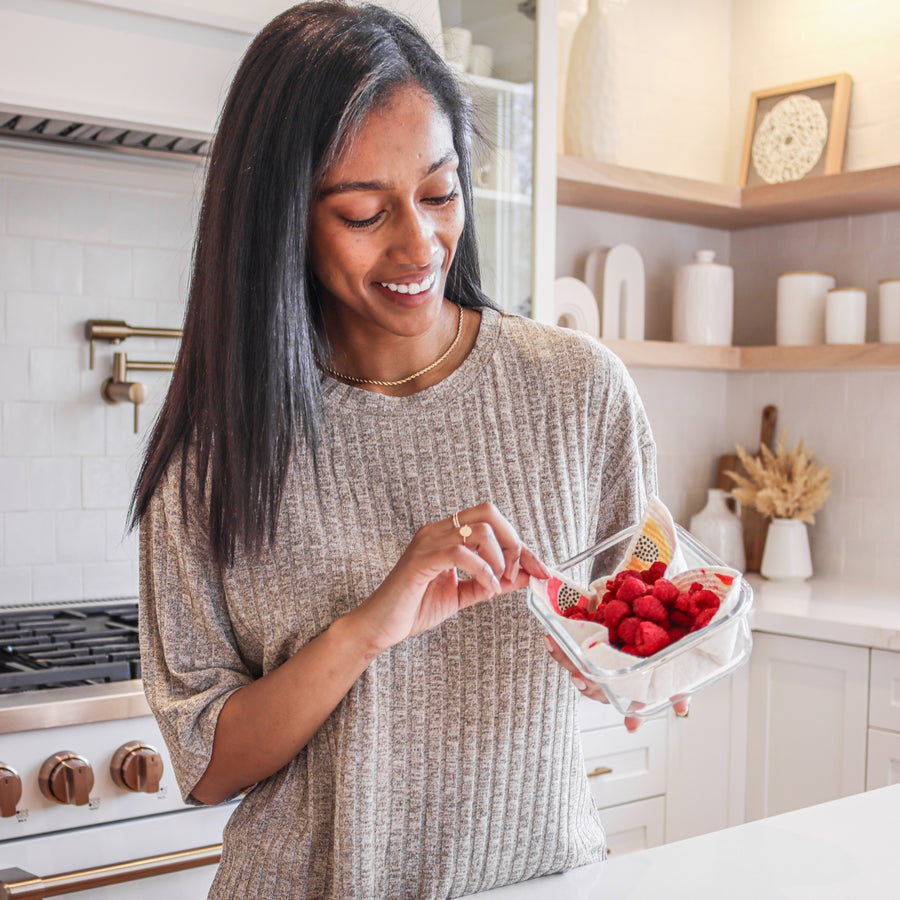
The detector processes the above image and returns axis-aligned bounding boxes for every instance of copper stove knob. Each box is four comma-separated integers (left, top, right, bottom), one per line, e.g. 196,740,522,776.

0,763,22,817
39,751,94,806
111,742,164,794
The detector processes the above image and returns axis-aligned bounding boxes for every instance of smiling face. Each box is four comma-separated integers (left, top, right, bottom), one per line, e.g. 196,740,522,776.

308,84,465,373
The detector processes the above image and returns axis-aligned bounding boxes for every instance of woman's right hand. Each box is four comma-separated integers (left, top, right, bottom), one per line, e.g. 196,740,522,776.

347,502,549,656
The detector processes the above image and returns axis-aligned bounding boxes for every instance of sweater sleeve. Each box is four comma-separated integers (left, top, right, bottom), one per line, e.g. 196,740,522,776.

588,345,658,549
138,464,254,805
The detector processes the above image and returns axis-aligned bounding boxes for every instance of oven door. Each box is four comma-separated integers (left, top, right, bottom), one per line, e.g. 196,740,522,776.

0,804,236,899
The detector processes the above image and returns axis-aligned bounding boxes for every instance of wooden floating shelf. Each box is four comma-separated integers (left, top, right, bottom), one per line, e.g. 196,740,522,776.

557,156,900,230
599,339,900,371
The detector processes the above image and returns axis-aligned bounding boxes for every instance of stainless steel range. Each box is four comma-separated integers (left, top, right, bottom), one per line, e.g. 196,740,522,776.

0,599,236,899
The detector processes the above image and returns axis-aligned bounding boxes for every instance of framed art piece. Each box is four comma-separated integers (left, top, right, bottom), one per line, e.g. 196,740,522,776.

739,74,852,187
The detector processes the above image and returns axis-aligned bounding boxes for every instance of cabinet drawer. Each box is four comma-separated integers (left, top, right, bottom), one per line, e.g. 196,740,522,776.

866,728,900,790
581,716,666,809
869,649,900,732
600,796,665,857
579,695,626,731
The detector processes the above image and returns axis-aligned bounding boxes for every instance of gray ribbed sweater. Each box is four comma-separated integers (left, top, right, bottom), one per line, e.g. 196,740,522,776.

139,307,657,899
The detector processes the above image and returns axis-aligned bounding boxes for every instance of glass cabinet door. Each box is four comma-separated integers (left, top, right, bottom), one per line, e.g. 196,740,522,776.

439,0,544,318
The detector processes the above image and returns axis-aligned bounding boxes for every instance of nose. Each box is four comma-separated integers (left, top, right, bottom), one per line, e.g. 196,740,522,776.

388,205,440,267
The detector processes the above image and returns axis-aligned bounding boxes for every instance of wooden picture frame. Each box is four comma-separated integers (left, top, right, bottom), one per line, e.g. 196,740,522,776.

739,74,852,187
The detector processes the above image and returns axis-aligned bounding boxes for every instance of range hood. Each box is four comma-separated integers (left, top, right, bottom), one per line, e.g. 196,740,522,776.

0,108,211,161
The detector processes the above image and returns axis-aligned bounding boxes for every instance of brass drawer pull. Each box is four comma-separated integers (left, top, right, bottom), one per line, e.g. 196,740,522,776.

587,765,613,778
0,844,221,899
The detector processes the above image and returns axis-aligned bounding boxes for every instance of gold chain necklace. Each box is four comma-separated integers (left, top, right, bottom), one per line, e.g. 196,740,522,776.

319,304,464,387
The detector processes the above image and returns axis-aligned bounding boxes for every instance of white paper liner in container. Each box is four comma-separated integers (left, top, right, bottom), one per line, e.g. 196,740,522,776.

527,496,753,717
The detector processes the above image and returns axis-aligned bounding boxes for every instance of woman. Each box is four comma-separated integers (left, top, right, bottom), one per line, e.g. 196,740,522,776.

134,3,658,897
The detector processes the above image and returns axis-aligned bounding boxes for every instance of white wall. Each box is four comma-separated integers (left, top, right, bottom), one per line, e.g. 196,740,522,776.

0,145,199,603
560,0,900,184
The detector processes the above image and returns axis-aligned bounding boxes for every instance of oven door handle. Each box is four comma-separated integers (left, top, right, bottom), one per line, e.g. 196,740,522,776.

0,844,222,899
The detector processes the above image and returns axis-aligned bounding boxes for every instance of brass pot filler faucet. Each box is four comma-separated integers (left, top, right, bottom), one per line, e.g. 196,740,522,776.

84,320,183,433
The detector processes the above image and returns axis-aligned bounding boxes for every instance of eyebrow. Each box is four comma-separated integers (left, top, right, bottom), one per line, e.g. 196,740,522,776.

318,151,458,198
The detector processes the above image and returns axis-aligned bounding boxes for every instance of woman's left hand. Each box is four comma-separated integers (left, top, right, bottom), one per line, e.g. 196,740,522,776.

543,635,691,732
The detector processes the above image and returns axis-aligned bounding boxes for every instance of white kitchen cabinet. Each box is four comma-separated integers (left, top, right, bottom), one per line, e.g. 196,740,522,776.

866,649,900,791
579,696,667,856
745,631,869,821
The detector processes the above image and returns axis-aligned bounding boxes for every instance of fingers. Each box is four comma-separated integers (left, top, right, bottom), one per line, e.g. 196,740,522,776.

544,636,610,704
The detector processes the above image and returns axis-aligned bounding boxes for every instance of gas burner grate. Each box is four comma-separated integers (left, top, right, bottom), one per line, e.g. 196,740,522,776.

0,602,141,693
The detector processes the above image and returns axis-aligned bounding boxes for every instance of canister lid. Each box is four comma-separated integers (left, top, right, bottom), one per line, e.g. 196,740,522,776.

827,286,866,293
878,278,900,284
778,270,835,277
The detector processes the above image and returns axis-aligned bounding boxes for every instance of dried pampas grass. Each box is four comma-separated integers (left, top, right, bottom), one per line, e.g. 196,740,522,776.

726,429,832,525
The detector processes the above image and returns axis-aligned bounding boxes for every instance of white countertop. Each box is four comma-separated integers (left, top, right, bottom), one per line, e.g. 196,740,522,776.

748,575,900,650
461,783,900,899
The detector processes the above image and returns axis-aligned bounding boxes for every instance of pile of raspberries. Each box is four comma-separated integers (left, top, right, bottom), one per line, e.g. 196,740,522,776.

562,561,721,658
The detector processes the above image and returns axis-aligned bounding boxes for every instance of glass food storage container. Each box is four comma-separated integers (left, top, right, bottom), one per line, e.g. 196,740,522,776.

527,524,753,718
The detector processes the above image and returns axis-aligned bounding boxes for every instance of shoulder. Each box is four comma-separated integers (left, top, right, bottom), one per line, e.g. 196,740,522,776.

491,310,630,393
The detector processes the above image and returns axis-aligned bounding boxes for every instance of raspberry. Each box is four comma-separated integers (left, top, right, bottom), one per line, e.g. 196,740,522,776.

694,590,720,611
692,608,717,631
633,595,669,625
616,576,649,603
603,599,631,630
564,607,587,620
675,592,698,616
634,621,670,657
641,561,668,584
617,616,641,645
651,578,679,604
670,609,695,629
666,626,689,643
590,604,606,625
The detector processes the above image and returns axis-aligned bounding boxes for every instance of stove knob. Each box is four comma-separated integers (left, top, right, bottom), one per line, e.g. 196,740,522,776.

39,751,94,806
0,763,22,817
111,742,164,794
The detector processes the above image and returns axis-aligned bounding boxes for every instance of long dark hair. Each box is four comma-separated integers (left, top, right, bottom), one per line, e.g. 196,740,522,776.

130,1,495,566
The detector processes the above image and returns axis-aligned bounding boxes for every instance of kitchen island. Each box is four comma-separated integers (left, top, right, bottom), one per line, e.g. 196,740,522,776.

460,782,900,898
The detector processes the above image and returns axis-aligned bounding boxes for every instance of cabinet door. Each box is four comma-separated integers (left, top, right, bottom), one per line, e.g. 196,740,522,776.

745,632,869,821
866,728,900,790
581,717,666,810
869,649,900,732
600,796,665,857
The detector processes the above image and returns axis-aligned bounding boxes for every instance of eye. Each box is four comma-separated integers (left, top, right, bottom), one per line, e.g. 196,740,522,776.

424,189,459,207
342,211,384,230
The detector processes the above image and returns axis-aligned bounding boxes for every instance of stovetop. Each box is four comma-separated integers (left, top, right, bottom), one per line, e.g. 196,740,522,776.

0,600,140,694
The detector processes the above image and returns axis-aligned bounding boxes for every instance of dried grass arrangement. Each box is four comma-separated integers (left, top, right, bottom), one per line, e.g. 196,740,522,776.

727,429,832,525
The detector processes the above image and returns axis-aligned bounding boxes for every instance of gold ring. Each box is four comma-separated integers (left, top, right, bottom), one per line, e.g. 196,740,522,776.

452,511,473,544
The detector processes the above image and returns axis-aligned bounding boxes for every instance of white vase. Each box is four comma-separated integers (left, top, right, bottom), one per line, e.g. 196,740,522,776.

563,0,617,163
689,488,746,571
760,518,813,582
672,250,734,346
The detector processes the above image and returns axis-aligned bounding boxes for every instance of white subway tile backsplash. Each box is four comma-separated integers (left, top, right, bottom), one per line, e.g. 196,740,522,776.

4,511,55,566
54,403,106,456
30,347,82,403
109,193,157,247
30,457,81,510
106,508,137,561
32,239,84,294
82,456,135,509
0,458,30,511
2,402,54,455
83,560,138,599
83,244,132,298
133,247,184,301
157,195,196,251
0,235,32,291
56,509,107,563
5,292,57,345
0,346,28,403
59,186,110,243
8,182,59,237
58,295,106,349
0,566,30,602
33,564,83,602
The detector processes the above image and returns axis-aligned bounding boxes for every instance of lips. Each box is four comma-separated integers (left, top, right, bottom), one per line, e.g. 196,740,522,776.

377,271,437,295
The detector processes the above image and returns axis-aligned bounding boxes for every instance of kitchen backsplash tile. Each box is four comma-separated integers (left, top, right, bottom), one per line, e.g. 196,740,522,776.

0,235,32,290
59,186,110,243
56,509,107,564
83,244,132,297
7,181,60,237
4,510,56,566
109,193,159,247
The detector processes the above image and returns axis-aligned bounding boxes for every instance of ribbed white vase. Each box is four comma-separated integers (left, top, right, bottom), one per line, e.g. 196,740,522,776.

564,0,617,163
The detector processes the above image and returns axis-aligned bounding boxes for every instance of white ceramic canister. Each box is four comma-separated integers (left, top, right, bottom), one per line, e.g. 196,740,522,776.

672,250,734,345
776,271,836,345
760,518,813,582
825,287,867,344
689,488,746,571
878,279,900,342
